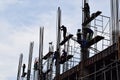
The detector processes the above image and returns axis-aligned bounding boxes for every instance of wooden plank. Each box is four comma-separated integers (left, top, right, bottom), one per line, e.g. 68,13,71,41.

59,55,73,64
42,52,54,60
82,11,102,26
60,34,73,45
85,35,104,48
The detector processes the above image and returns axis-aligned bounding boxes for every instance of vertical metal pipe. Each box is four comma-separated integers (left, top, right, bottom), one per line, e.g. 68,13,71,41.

49,43,54,80
81,0,90,80
56,7,61,80
115,56,119,80
94,63,96,80
46,59,49,80
56,8,61,50
66,40,69,71
35,71,38,80
33,70,35,80
110,65,112,80
111,0,119,43
38,27,44,80
103,60,106,80
33,58,39,80
17,53,23,80
116,0,119,37
102,16,104,50
82,0,90,61
111,0,115,43
94,19,98,53
62,44,66,73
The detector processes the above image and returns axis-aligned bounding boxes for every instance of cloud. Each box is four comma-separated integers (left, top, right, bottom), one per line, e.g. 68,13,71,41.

0,19,39,80
90,0,110,16
0,8,57,80
0,0,18,11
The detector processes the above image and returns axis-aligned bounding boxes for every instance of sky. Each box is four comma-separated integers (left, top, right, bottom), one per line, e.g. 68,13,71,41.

0,0,119,80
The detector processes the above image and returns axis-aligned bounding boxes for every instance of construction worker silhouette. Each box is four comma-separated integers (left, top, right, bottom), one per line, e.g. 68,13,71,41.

21,64,27,77
34,61,38,70
76,29,87,47
61,49,67,61
52,50,59,65
84,27,93,41
61,25,67,40
52,52,57,62
77,29,82,44
84,3,90,21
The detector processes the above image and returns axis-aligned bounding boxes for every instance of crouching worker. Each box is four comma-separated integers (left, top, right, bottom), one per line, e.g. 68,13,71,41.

60,49,67,62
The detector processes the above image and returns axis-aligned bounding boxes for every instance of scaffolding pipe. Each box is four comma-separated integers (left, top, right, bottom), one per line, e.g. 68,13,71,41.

66,40,70,71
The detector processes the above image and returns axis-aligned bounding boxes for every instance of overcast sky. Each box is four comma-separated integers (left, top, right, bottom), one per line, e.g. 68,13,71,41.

0,0,119,80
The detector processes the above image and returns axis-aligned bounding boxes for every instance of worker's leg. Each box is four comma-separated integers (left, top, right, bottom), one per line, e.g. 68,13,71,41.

63,31,66,39
83,28,90,41
88,29,93,41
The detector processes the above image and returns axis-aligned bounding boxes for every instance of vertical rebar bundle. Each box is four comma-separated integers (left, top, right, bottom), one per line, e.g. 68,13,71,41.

27,42,34,80
82,0,90,61
48,42,54,80
81,0,90,80
33,58,39,80
55,7,61,80
17,53,23,80
38,27,44,80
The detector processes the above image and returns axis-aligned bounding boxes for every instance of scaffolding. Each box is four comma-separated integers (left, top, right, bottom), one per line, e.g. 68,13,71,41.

90,15,111,56
42,14,111,80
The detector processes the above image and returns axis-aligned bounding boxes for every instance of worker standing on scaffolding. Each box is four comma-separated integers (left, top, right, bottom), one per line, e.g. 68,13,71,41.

83,2,94,41
76,29,88,48
77,29,82,44
61,25,67,40
84,3,90,21
21,64,27,77
34,61,38,70
51,49,59,65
